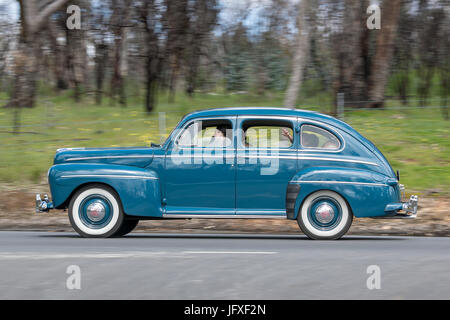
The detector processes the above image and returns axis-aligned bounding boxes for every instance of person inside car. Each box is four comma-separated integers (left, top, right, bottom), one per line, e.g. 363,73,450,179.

208,124,232,147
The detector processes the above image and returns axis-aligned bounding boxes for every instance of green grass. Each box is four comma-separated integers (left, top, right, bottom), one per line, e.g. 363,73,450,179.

0,91,448,194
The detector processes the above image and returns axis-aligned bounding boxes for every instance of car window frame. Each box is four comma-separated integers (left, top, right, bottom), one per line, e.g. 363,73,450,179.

299,122,344,153
237,116,297,151
173,117,235,150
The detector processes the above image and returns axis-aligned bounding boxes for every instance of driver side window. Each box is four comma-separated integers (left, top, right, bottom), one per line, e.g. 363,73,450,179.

177,119,233,148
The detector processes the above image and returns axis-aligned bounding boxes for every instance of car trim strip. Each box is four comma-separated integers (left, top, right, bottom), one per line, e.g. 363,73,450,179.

60,175,158,180
66,155,154,161
162,214,287,219
291,180,387,186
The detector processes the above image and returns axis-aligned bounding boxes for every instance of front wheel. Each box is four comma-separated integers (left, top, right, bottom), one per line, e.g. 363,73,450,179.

69,184,124,238
297,190,352,240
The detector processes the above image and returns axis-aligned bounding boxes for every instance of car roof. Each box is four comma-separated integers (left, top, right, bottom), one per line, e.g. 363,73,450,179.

183,107,354,133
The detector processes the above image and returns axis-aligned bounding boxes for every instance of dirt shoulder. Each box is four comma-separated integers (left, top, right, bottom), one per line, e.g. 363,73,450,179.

0,184,448,236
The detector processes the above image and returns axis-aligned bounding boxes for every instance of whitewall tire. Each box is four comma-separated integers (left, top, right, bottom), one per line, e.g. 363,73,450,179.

297,190,352,240
68,184,124,238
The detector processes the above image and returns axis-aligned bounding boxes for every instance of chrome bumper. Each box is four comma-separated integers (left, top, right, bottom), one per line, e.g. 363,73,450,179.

382,195,419,219
35,194,53,213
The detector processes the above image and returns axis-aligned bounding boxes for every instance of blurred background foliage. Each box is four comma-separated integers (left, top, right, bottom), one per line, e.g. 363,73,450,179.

0,0,448,193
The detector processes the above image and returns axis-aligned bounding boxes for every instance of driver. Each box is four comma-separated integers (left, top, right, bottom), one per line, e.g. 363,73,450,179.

208,124,232,147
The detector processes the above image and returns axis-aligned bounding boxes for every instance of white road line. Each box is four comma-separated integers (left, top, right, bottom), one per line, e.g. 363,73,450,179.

0,250,278,260
182,251,278,255
0,252,180,260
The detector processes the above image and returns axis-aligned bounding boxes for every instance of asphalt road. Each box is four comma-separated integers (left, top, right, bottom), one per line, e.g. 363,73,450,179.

0,231,449,299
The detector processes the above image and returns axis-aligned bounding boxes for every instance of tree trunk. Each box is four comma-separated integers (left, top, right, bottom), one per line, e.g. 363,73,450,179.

6,0,71,108
333,0,369,109
284,0,310,108
95,43,108,105
5,39,38,108
47,20,69,90
109,0,132,107
168,54,179,103
145,56,159,113
366,0,403,108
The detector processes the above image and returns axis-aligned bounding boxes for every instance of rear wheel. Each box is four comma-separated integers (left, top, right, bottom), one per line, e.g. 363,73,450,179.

68,184,124,238
113,219,139,237
297,190,352,240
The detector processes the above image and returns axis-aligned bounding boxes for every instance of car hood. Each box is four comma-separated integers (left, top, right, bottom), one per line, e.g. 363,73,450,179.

53,147,155,168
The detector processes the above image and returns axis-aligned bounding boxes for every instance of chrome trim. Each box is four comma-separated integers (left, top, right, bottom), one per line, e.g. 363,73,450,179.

297,156,378,166
292,180,387,186
237,148,296,152
66,155,153,161
236,210,286,214
315,203,335,224
60,175,158,180
402,195,418,216
238,155,296,160
162,214,287,219
237,115,297,121
86,202,106,221
35,194,53,212
169,154,235,158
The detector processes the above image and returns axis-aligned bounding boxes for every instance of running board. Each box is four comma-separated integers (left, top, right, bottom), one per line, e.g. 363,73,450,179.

162,214,287,219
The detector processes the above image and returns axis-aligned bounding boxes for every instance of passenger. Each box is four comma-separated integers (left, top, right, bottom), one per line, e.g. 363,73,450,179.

302,133,319,148
209,124,232,147
281,128,293,144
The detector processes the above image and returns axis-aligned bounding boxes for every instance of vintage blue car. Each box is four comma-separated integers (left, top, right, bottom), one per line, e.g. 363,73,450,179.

36,107,418,239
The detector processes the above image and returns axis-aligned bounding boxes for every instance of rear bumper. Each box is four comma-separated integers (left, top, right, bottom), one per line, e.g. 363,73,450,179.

381,195,418,219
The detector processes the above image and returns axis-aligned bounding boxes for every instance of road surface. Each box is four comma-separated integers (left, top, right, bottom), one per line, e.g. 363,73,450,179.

0,231,449,299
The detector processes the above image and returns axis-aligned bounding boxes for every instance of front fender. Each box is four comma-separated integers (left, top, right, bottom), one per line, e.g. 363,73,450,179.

48,163,162,217
287,167,401,219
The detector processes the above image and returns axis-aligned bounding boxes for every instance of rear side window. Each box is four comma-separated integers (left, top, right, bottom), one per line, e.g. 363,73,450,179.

301,125,341,150
242,119,294,149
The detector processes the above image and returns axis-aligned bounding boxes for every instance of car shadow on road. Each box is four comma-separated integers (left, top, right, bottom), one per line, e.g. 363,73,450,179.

37,232,407,241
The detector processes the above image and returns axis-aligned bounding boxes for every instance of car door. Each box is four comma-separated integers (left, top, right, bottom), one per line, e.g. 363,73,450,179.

163,116,236,215
235,116,298,216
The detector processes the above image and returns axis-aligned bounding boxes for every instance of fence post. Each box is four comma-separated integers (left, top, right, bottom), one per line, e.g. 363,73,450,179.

337,92,344,120
158,112,166,144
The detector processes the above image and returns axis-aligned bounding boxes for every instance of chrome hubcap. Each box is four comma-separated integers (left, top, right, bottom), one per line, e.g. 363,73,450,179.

315,203,335,224
86,202,106,222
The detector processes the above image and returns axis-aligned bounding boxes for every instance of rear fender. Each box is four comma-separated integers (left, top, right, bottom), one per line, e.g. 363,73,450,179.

287,167,400,219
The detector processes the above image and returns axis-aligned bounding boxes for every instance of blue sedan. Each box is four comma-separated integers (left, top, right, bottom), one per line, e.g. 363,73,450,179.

36,107,418,239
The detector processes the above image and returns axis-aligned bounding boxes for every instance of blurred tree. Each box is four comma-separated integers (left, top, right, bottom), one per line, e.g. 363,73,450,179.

46,17,69,91
184,0,218,97
367,0,403,108
165,0,189,102
5,0,71,108
110,0,133,107
65,0,89,103
0,26,11,93
415,1,446,107
391,4,414,105
284,0,311,108
333,0,369,109
138,0,165,112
